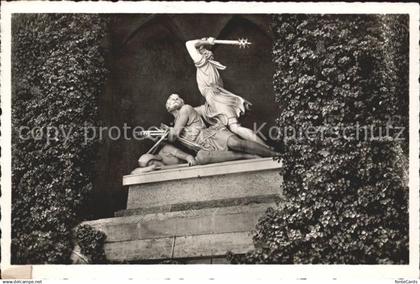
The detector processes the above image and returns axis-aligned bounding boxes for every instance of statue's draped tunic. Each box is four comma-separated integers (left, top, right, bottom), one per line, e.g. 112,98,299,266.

176,105,234,152
195,54,249,126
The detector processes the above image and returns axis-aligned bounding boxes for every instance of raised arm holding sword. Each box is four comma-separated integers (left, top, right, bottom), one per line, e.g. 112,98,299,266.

185,36,269,148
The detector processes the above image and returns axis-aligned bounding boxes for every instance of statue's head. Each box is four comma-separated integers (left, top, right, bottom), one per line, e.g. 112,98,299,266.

198,45,214,60
198,38,214,60
138,153,165,168
166,93,185,113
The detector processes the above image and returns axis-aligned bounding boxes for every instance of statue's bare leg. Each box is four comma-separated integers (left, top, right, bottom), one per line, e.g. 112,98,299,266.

228,123,268,147
227,136,279,157
195,150,259,165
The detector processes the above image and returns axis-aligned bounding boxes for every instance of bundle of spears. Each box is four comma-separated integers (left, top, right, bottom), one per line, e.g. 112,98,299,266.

139,124,202,154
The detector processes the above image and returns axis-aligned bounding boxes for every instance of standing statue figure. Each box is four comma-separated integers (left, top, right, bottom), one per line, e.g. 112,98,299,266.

185,37,268,147
166,94,278,158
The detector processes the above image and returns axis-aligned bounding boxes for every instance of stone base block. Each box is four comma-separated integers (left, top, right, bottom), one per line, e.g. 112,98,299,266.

83,203,272,243
81,158,283,263
123,158,283,210
103,231,254,262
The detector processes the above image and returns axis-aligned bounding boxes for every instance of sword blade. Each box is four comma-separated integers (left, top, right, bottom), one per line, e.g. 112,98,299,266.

214,40,241,45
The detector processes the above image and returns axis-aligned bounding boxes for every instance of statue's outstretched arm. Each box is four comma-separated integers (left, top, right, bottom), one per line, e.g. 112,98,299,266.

131,164,158,174
185,37,215,62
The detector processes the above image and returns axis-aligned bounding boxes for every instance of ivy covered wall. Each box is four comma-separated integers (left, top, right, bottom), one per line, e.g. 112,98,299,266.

229,14,409,264
11,14,108,263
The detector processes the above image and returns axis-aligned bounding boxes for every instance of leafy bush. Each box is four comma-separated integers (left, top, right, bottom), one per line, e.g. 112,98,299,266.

74,225,107,264
229,14,409,264
11,14,108,263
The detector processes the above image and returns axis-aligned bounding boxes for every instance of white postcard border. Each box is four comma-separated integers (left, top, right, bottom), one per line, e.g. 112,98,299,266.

1,1,419,280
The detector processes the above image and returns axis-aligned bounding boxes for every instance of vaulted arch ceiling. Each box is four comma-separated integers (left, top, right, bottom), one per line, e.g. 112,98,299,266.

118,14,272,52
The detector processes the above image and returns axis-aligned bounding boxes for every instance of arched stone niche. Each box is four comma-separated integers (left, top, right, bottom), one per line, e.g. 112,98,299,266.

92,14,276,218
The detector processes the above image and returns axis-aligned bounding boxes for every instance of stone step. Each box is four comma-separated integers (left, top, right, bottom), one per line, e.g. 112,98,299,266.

103,231,254,262
124,158,283,210
79,158,284,263
118,256,230,264
115,194,279,217
83,203,273,243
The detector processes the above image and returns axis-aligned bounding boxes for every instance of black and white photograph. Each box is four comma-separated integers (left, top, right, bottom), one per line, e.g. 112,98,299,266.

0,1,419,282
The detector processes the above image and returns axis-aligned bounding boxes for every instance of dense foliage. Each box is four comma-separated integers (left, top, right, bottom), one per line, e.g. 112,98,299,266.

229,14,409,264
74,225,107,264
11,14,108,263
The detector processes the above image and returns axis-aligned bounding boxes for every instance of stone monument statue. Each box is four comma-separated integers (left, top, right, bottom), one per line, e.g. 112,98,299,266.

185,37,268,147
166,94,278,158
132,37,279,174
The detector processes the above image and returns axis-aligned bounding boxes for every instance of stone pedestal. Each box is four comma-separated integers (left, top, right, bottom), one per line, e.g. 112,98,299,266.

83,158,283,263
